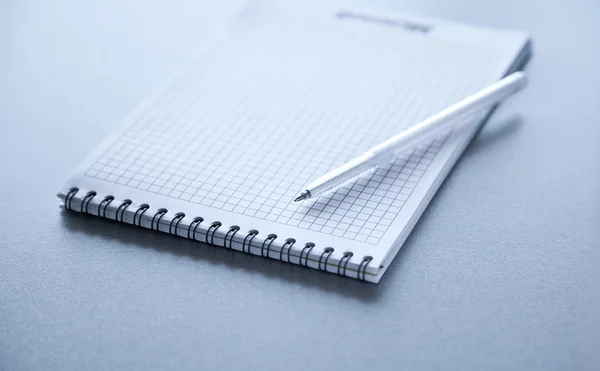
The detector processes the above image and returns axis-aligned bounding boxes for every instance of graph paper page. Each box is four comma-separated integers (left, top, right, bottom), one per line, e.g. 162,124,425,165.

61,1,529,274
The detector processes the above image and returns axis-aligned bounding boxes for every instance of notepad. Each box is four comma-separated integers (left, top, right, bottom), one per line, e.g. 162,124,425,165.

57,1,531,283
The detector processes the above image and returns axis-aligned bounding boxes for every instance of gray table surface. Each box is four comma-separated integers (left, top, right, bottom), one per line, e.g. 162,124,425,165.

1,0,598,370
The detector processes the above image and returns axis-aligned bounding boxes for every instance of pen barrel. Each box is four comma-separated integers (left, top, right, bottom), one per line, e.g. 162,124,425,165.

302,72,527,200
370,72,528,157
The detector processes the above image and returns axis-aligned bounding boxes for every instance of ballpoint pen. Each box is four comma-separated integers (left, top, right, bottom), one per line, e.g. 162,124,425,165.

294,71,528,202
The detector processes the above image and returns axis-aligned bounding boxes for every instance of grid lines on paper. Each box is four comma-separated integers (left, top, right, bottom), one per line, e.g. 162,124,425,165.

84,19,498,244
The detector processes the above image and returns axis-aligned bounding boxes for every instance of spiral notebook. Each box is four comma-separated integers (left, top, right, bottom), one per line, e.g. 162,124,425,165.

57,1,531,283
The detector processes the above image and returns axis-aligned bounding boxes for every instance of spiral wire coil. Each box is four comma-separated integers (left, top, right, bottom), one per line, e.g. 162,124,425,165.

63,187,374,281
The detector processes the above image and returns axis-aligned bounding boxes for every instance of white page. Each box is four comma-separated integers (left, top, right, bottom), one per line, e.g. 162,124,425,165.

58,1,530,282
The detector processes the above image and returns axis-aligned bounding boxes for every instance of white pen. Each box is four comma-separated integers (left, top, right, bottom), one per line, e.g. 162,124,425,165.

294,71,528,202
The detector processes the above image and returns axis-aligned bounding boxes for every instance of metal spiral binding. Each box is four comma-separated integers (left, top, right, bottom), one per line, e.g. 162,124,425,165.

97,195,114,218
337,252,353,276
62,187,376,281
206,222,222,245
280,238,296,262
224,225,240,249
80,191,97,213
260,234,277,257
151,208,168,231
318,247,334,271
357,256,373,281
64,187,79,211
242,230,259,254
133,204,149,227
115,199,132,222
169,212,186,236
299,243,315,267
187,217,204,240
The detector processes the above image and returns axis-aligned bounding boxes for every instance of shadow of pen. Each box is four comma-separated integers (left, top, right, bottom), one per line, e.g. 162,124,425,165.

466,114,524,156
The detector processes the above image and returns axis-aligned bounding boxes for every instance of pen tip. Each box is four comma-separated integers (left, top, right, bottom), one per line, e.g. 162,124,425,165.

293,195,306,202
293,191,310,202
